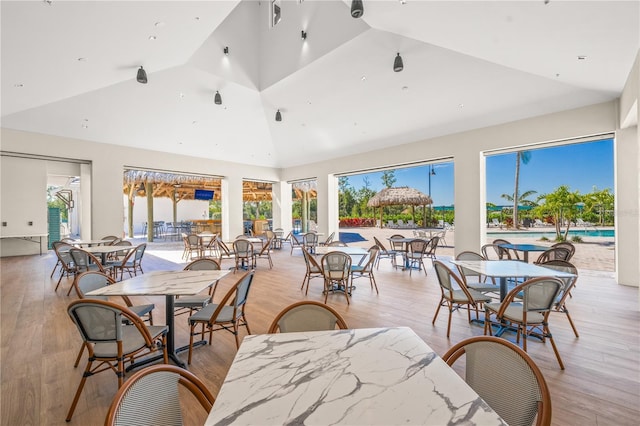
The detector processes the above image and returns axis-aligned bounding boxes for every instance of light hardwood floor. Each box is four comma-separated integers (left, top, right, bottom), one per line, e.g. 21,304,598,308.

1,245,639,426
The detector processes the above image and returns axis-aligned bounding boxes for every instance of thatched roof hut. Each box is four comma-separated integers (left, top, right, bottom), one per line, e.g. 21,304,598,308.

367,186,433,208
367,186,433,228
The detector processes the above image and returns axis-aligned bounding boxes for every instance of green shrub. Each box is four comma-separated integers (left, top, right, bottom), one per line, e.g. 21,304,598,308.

571,235,583,243
539,236,549,241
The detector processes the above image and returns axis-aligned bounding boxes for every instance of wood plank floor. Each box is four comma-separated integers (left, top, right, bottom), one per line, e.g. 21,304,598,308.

1,245,639,426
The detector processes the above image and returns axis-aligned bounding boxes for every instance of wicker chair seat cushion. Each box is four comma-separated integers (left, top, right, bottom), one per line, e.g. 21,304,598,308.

174,295,210,308
448,289,492,304
128,304,154,318
485,302,546,324
188,304,235,323
93,325,167,357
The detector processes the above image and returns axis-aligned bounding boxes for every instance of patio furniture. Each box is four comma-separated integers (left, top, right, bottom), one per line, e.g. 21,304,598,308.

373,236,398,269
105,364,215,426
537,259,580,337
455,251,500,295
301,248,324,295
432,261,493,338
174,258,222,317
302,232,319,254
349,245,379,293
268,301,348,333
484,276,565,369
406,238,429,276
551,241,576,260
65,299,168,421
534,247,572,264
320,251,352,305
443,336,552,426
187,271,255,363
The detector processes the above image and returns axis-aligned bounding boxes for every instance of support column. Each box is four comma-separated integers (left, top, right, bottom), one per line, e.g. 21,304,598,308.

146,182,154,242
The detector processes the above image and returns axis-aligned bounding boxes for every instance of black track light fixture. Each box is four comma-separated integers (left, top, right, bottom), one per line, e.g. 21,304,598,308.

223,46,229,55
351,0,364,18
393,53,404,72
214,91,222,105
137,66,148,84
275,109,282,122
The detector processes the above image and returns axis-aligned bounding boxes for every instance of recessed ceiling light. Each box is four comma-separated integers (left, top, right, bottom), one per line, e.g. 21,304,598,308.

402,86,409,91
192,120,198,125
179,93,185,99
148,35,157,41
361,76,366,81
194,17,200,21
577,55,587,60
13,83,23,88
77,57,87,62
458,103,464,108
154,21,165,27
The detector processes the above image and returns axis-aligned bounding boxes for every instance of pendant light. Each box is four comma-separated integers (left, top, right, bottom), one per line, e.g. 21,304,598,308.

136,66,148,84
275,110,282,122
214,91,222,105
351,0,364,18
393,53,403,72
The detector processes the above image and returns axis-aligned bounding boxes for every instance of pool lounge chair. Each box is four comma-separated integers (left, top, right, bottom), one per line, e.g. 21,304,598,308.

576,218,594,227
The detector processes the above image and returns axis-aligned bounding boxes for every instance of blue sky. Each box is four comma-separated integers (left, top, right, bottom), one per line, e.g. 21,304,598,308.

344,139,614,206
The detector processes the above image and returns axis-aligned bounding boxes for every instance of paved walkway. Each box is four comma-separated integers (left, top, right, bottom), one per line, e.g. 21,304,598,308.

340,226,615,272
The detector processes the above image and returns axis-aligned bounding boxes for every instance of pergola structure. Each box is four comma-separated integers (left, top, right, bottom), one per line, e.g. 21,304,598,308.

123,170,276,240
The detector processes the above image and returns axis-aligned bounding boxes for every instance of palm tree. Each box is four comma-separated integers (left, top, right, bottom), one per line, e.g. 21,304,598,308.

512,151,532,229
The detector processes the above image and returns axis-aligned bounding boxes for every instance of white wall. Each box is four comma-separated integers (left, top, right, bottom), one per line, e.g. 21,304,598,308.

0,156,48,255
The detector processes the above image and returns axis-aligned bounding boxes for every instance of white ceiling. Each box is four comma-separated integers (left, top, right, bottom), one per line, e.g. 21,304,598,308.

2,1,638,168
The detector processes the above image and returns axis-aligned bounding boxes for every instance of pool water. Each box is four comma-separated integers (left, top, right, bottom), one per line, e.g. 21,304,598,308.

488,229,614,239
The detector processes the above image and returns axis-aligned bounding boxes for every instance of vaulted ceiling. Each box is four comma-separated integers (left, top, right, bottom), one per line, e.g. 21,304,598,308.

2,1,638,169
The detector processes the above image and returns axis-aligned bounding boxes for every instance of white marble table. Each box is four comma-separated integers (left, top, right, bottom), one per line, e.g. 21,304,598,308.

315,246,368,256
87,270,229,368
450,260,576,300
84,244,134,263
205,327,505,426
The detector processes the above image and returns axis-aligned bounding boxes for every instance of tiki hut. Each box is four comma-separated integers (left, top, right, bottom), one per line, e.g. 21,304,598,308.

367,186,433,228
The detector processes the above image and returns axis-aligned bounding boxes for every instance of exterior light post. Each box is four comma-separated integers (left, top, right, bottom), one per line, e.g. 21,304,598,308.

428,165,436,226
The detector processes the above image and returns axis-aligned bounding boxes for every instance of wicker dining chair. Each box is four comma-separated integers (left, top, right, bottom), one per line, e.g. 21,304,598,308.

65,299,168,421
443,335,552,426
105,364,215,426
268,301,348,333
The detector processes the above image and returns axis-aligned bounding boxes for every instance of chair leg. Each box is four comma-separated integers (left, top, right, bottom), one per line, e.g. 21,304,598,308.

546,325,565,370
188,324,195,365
73,343,86,368
66,359,93,421
370,274,379,294
432,298,443,325
446,301,453,338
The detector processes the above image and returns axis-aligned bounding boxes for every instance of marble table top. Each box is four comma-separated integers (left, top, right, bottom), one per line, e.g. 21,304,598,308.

86,270,230,297
450,260,576,278
315,246,368,256
83,245,134,255
205,327,505,426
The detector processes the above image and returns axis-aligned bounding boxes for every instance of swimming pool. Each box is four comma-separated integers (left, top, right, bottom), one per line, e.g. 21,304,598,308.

488,229,614,239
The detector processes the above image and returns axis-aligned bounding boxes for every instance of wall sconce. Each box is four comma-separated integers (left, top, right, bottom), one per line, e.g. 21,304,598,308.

223,46,229,55
301,30,307,40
